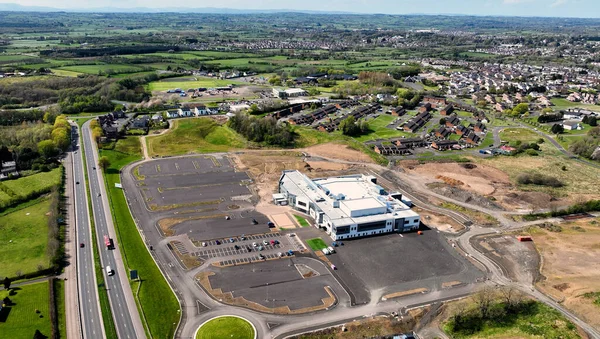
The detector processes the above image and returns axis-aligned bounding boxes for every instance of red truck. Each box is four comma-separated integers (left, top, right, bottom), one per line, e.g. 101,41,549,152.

104,235,114,250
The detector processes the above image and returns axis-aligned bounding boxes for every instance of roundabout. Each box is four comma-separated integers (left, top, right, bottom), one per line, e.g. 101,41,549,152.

195,315,256,339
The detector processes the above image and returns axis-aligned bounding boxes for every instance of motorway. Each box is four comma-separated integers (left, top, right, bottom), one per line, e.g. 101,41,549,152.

71,125,105,339
80,121,146,339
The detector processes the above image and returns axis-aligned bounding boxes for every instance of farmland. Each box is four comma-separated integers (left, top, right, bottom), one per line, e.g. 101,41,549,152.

0,281,53,338
0,198,52,278
0,168,62,210
147,77,245,92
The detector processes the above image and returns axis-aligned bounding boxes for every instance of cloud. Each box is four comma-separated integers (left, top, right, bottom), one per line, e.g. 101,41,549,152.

551,0,568,7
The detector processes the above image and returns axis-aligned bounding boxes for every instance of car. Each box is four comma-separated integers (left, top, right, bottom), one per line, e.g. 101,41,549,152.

202,242,207,247
76,181,80,184
330,264,337,270
322,248,330,255
74,151,77,154
270,240,275,245
267,221,275,228
246,246,252,252
215,240,221,245
263,240,269,246
274,240,280,245
258,246,264,251
277,252,283,257
92,167,96,170
240,235,247,240
251,219,258,225
80,242,84,248
331,242,338,247
258,254,265,260
106,265,113,276
234,245,240,250
327,246,335,254
252,242,257,247
287,250,294,256
287,233,295,237
229,238,235,243
97,193,101,197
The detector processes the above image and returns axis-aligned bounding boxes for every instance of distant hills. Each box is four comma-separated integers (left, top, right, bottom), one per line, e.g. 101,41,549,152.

0,3,354,14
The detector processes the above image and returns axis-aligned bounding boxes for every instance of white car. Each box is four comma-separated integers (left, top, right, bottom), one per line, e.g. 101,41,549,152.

327,246,335,254
322,248,330,255
106,266,113,276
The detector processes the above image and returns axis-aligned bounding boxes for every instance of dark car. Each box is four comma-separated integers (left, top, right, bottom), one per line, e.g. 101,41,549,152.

234,245,240,250
246,246,252,252
251,218,258,225
215,240,221,245
80,243,84,248
267,221,275,228
76,181,80,184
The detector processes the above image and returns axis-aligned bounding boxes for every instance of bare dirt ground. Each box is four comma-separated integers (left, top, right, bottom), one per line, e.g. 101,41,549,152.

528,217,600,330
304,143,374,163
231,151,362,208
397,160,558,211
473,234,540,284
413,206,464,233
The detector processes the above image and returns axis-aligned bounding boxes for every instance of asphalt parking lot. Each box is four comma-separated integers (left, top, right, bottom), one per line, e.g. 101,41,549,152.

172,211,273,240
135,155,253,208
208,258,334,310
325,229,483,304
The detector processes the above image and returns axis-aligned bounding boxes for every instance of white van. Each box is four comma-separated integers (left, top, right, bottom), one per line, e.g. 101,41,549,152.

106,265,113,276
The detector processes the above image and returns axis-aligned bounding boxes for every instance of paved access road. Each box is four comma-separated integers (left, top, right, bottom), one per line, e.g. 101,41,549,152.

71,125,105,339
81,121,146,339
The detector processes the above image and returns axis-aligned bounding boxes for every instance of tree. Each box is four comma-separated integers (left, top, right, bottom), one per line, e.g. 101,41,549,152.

98,156,111,171
3,277,10,290
551,123,564,134
500,286,523,312
339,115,360,136
512,103,529,116
474,286,495,319
37,140,58,159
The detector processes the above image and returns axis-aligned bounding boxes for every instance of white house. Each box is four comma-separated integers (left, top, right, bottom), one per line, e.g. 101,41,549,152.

165,110,179,119
178,108,194,117
563,120,583,131
194,105,209,116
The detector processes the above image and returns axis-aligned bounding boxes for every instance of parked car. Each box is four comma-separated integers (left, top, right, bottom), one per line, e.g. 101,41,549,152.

287,250,294,256
262,240,268,246
201,242,207,247
259,254,265,260
246,246,252,252
240,235,247,240
327,246,335,254
251,219,258,225
225,215,231,220
229,238,235,243
322,248,330,255
267,221,275,228
274,240,280,245
277,252,283,257
270,240,275,245
234,245,240,250
330,264,337,270
252,242,257,247
258,246,264,251
215,240,221,245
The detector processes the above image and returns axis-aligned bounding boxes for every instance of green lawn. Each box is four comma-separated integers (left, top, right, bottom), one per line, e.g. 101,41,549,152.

55,279,67,339
551,98,600,112
0,281,52,338
306,238,328,251
147,76,244,92
99,136,180,338
196,316,255,339
57,64,145,75
0,198,51,278
354,115,415,142
0,167,62,209
146,118,246,157
443,300,580,339
293,215,310,227
498,128,540,144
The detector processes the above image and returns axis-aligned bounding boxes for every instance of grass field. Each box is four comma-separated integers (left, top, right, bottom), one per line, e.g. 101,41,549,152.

0,281,52,338
55,279,66,339
50,69,83,77
498,127,541,144
443,299,580,338
293,215,310,227
551,98,600,112
0,167,62,208
306,238,328,251
0,198,51,278
196,316,255,339
354,115,414,142
147,77,243,92
146,118,246,156
99,136,180,338
57,64,145,75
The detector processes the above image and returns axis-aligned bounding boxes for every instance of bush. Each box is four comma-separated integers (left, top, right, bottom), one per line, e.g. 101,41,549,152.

516,172,564,187
525,149,538,156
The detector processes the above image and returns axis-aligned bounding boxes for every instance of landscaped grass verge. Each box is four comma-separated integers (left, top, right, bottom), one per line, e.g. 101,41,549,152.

293,214,310,227
79,133,118,339
98,136,180,339
306,238,328,251
196,316,255,339
54,279,67,339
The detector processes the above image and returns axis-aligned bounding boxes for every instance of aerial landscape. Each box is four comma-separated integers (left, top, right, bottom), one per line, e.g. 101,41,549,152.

1,0,600,338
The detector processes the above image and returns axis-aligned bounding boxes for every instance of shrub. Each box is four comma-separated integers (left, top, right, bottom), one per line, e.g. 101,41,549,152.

525,149,538,156
516,172,564,187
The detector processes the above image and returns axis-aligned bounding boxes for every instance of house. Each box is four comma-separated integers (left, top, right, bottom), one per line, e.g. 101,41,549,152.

435,127,452,139
177,108,194,117
151,114,163,123
395,137,427,148
402,111,431,133
273,87,308,99
104,126,119,139
563,120,583,131
423,96,447,108
432,140,458,150
419,103,432,113
563,110,585,120
465,131,481,145
0,160,18,180
391,107,407,116
474,121,486,133
455,125,469,136
440,104,454,116
166,110,180,119
374,144,411,156
445,115,460,128
130,115,150,130
485,94,496,104
495,102,507,112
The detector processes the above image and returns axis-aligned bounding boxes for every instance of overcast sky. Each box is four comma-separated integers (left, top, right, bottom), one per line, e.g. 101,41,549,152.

3,0,599,18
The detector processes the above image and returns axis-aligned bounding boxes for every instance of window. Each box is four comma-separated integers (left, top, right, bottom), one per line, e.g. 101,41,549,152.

298,201,307,207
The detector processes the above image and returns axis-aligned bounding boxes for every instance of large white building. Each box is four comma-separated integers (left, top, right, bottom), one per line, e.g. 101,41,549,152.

276,170,420,240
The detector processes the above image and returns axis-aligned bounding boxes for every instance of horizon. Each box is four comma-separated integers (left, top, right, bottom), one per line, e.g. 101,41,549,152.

1,0,600,18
